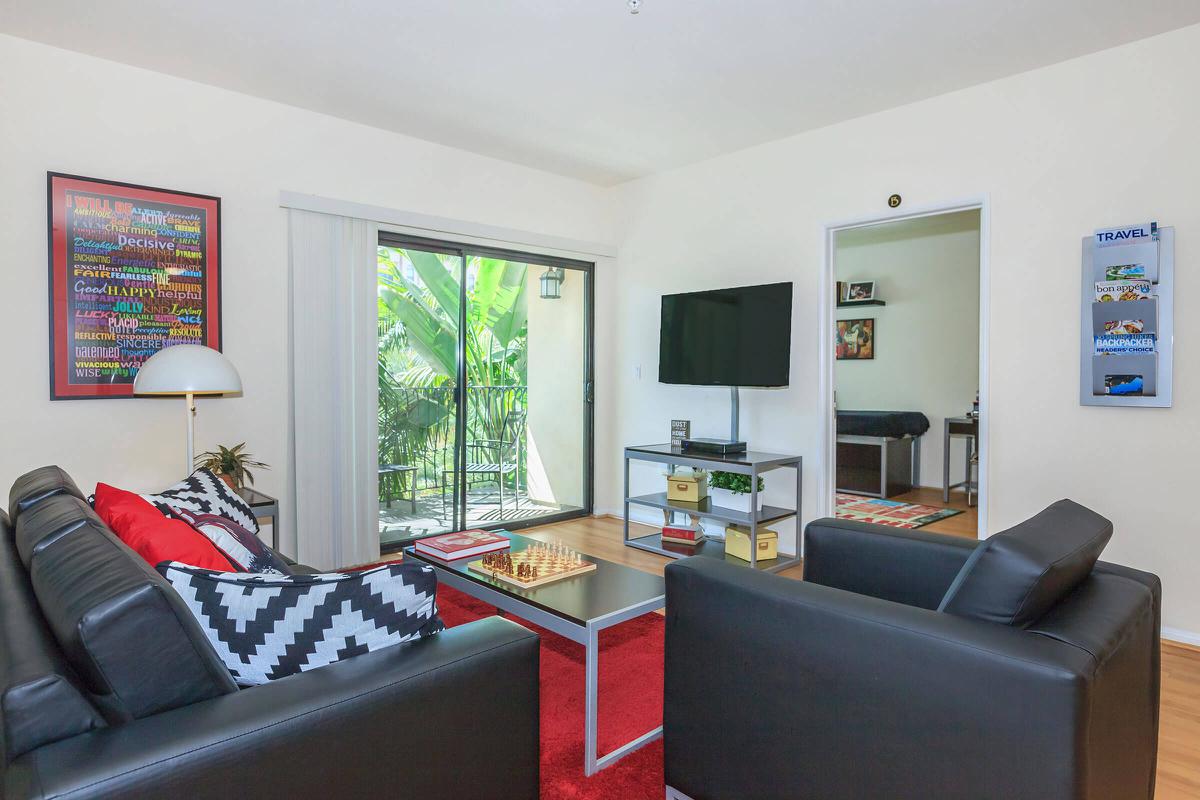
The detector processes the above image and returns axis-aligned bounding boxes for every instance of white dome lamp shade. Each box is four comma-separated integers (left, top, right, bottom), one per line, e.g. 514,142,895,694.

133,344,242,475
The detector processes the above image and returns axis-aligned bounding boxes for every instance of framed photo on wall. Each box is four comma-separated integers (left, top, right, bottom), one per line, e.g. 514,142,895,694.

835,318,874,360
47,173,221,399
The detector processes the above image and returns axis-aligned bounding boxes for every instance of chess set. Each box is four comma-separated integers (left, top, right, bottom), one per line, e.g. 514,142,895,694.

468,541,596,589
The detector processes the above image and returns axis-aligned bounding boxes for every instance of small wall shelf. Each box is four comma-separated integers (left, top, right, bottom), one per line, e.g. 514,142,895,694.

837,299,886,308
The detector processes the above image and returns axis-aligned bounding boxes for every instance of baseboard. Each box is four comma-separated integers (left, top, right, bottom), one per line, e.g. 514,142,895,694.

1162,627,1200,649
594,506,662,528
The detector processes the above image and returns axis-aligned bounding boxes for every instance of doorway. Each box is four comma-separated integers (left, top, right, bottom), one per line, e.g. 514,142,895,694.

375,233,594,549
822,203,987,538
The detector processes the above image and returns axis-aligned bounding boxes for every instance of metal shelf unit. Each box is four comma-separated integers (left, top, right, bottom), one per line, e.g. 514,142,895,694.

622,444,803,573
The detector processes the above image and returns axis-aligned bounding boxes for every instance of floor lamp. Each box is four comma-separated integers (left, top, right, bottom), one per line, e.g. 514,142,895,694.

133,345,243,475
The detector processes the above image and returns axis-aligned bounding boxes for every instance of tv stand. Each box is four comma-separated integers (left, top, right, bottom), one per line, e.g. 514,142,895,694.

622,443,802,572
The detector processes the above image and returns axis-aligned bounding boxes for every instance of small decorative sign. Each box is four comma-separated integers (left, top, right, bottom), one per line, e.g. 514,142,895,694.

47,173,221,400
670,419,691,447
887,194,902,208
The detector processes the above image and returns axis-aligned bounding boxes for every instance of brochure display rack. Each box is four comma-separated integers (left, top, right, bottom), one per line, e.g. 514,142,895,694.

1080,223,1174,408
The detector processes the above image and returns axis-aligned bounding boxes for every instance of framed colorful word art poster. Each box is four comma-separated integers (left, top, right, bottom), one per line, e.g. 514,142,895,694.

47,173,221,399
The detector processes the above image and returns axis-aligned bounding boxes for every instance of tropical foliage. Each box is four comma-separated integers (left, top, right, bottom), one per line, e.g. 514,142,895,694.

377,247,529,499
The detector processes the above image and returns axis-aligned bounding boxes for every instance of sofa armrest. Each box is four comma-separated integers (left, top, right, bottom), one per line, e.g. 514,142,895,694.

6,617,539,800
665,557,1098,800
803,517,976,608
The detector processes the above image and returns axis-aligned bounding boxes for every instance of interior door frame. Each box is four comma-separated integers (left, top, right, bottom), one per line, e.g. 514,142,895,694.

819,196,991,539
377,231,595,545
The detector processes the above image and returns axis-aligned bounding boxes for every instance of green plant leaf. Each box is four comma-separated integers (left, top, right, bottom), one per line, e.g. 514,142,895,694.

381,287,457,377
407,250,460,321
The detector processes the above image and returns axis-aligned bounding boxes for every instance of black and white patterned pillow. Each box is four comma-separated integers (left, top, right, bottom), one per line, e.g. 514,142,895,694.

169,508,292,575
157,561,445,686
144,469,260,534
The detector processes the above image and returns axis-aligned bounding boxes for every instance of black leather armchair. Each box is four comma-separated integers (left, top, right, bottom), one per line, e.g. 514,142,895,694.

1,467,540,799
664,513,1160,800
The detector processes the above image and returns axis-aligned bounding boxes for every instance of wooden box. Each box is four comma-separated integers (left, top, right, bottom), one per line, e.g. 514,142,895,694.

724,525,778,562
666,472,708,503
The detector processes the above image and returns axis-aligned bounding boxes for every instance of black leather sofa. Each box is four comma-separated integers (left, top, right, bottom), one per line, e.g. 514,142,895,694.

0,466,540,799
664,503,1161,800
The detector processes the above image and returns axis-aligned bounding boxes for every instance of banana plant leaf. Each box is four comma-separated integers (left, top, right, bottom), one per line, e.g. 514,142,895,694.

381,288,456,378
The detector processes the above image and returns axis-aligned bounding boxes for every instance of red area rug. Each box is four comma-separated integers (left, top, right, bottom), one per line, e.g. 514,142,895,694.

437,584,665,800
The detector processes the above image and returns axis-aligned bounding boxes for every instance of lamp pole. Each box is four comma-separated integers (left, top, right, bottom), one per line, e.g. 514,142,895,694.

185,390,195,475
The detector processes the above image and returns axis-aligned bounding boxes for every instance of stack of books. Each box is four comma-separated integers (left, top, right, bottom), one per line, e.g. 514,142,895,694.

414,530,510,561
661,523,705,546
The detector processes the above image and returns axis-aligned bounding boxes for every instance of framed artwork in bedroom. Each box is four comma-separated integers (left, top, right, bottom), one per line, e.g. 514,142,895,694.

47,173,221,400
835,318,874,360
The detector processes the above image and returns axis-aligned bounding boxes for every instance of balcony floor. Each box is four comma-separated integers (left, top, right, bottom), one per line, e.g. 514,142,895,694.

379,487,582,548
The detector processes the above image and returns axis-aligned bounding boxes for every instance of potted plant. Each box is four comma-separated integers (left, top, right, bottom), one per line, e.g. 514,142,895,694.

708,471,765,513
195,443,269,490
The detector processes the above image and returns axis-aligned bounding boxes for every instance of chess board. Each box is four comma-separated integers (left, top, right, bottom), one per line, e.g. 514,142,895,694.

467,543,597,589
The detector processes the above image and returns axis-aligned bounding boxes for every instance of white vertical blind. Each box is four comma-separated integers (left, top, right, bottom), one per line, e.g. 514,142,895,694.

287,209,380,569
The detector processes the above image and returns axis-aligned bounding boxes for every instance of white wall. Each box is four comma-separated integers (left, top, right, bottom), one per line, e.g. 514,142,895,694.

525,267,586,509
0,34,614,552
835,211,980,486
607,23,1200,636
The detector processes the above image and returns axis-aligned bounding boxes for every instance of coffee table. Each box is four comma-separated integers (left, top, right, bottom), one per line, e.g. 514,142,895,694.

406,532,666,776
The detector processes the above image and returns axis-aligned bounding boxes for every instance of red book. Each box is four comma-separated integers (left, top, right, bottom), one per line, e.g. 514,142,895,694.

415,530,511,561
661,524,704,544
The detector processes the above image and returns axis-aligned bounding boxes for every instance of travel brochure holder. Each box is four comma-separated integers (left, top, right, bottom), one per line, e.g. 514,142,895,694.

1079,223,1173,407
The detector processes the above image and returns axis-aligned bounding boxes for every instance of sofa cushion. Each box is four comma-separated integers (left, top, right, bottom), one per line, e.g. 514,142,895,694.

0,508,106,764
143,469,260,534
169,507,292,574
93,483,237,572
939,499,1112,627
158,561,445,685
7,465,85,524
17,493,237,722
13,492,103,569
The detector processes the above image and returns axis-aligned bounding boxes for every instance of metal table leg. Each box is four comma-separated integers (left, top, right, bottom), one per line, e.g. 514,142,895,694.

942,419,952,503
584,618,664,776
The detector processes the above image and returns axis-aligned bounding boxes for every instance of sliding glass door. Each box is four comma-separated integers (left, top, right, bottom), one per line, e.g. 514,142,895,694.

376,234,593,549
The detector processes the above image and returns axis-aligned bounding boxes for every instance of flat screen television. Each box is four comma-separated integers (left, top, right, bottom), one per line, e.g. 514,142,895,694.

659,282,792,387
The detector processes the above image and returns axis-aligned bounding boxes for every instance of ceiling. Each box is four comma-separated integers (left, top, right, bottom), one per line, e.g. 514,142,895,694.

3,1,1198,185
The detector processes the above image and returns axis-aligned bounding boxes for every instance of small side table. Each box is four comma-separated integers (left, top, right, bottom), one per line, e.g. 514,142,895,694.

236,486,280,552
942,416,978,504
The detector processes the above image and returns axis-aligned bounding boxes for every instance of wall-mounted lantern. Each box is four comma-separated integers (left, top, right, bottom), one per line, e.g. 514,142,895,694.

539,267,565,299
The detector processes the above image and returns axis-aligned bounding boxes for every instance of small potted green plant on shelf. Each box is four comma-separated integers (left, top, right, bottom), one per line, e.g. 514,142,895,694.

708,470,765,513
195,443,269,490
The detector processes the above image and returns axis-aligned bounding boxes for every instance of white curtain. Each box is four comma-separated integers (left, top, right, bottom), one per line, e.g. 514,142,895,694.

286,210,379,569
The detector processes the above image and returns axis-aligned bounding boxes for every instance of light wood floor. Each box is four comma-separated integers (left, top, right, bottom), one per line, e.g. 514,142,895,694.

521,514,1200,798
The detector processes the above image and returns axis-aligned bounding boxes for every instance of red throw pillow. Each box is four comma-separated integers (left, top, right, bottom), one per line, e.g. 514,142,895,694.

93,483,237,572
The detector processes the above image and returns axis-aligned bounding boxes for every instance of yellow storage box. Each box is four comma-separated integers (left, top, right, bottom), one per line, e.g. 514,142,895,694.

724,525,778,562
666,472,708,503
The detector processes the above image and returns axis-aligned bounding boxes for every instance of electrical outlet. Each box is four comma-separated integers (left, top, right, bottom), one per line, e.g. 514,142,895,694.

634,365,642,380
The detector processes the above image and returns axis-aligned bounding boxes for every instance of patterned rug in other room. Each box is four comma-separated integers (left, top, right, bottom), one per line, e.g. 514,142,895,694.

835,493,963,529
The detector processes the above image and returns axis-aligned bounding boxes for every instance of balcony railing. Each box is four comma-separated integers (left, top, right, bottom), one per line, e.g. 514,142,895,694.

378,383,527,500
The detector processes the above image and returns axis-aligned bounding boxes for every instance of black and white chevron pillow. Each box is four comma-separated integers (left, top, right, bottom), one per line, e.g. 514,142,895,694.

158,561,445,686
144,469,260,534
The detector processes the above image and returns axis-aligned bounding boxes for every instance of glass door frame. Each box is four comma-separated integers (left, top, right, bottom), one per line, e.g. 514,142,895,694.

377,231,595,550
